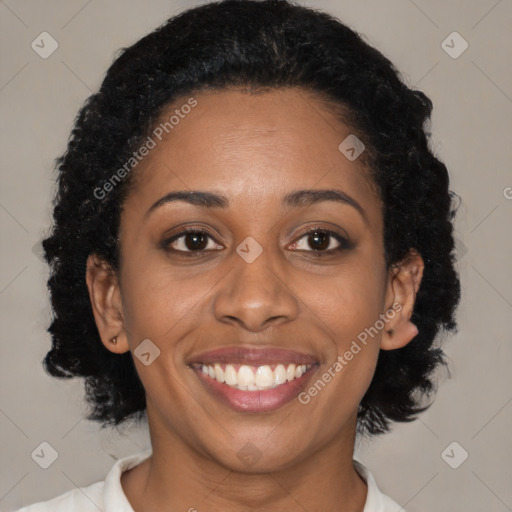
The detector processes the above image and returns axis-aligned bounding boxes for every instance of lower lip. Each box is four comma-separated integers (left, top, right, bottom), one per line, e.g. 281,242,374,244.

193,366,318,413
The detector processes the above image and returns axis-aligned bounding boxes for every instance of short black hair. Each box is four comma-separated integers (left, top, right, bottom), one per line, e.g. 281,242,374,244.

42,0,461,437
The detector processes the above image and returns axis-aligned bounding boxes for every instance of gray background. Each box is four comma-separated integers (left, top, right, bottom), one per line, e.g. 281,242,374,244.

1,1,511,511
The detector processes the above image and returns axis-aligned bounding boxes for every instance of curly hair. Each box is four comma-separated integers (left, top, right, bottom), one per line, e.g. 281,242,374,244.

42,0,460,436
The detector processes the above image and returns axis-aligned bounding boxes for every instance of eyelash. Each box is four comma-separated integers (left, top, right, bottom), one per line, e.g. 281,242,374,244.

161,226,351,257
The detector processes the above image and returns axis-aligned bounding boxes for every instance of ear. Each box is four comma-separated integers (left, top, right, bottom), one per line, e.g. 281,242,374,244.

381,249,424,350
85,253,129,354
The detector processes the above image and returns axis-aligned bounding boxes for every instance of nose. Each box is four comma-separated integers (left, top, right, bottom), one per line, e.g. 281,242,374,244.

213,246,300,332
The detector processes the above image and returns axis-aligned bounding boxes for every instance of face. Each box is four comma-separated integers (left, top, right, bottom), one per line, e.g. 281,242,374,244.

87,87,423,473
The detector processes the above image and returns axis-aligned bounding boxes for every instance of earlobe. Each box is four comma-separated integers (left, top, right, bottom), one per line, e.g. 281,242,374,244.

381,249,424,351
85,254,130,354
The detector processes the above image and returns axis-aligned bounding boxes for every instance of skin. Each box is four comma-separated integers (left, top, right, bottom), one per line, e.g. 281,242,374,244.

86,87,423,512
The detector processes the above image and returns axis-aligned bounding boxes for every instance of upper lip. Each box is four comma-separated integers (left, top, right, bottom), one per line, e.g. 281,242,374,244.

187,346,318,367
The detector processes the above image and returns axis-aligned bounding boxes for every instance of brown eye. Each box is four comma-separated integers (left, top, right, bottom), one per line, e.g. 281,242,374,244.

290,229,350,255
163,228,222,254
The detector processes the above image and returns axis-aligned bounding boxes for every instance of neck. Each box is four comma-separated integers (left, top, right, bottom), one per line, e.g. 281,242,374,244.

122,408,368,512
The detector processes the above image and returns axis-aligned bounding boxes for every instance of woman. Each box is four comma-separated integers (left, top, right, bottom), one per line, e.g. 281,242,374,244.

16,0,460,510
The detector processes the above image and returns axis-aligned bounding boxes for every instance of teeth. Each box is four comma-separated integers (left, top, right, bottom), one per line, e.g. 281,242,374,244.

224,364,237,386
238,365,255,387
255,365,274,389
200,363,311,391
274,364,287,386
214,363,225,383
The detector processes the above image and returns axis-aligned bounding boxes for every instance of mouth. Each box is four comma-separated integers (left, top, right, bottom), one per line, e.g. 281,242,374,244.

188,347,319,412
197,362,313,390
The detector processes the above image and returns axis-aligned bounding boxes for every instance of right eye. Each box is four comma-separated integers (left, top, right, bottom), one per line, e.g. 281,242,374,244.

162,227,224,255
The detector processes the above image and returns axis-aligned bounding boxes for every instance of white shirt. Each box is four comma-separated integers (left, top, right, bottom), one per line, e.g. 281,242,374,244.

14,450,405,512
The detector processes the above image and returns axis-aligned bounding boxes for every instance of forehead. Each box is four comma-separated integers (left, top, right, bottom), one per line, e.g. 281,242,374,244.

126,87,380,217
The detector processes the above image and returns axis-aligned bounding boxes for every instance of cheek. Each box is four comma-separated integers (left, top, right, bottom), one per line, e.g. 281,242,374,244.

299,259,386,407
119,258,213,343
303,262,386,342
298,268,385,420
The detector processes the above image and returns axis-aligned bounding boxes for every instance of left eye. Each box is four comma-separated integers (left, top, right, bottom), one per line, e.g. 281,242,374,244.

290,229,348,254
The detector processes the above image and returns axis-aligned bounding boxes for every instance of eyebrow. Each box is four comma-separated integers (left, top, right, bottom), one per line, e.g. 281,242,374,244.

146,189,369,224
